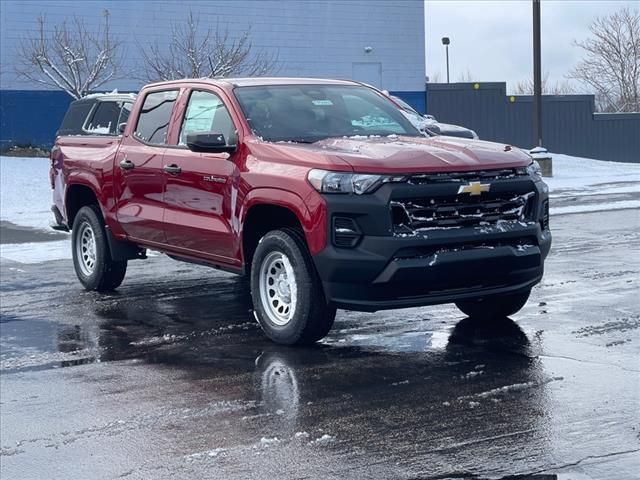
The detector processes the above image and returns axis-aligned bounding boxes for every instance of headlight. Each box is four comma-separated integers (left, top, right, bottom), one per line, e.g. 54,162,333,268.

307,169,406,194
526,160,542,179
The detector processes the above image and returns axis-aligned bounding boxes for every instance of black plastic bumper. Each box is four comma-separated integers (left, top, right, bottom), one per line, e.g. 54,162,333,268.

312,177,551,312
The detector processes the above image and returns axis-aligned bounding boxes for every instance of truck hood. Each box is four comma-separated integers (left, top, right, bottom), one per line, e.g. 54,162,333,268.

249,135,531,174
313,135,530,173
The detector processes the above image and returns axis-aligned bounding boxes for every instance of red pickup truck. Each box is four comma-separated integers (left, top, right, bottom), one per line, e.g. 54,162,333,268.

50,78,551,345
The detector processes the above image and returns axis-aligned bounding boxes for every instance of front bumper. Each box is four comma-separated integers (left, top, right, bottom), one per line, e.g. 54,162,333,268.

312,175,551,312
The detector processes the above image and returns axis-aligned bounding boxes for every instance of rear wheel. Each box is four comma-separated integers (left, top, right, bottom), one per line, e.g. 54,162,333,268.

455,289,531,318
250,228,336,345
72,205,127,291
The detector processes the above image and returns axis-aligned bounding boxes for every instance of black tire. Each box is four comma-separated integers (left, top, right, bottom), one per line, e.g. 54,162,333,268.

250,228,336,345
455,289,531,318
71,205,127,291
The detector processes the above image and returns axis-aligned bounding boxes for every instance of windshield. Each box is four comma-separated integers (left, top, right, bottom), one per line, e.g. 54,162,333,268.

234,85,422,142
391,95,421,116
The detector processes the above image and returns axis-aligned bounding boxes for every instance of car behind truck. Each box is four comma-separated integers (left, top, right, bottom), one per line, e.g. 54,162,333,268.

50,78,551,345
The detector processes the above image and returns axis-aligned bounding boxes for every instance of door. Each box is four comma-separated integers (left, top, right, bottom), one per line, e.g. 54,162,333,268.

162,89,239,261
114,89,178,244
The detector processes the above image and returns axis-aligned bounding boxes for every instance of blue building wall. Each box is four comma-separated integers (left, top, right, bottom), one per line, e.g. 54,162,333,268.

426,82,640,163
0,91,72,149
0,0,426,148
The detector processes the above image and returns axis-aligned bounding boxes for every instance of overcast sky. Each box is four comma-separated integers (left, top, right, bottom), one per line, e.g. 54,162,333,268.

425,0,637,92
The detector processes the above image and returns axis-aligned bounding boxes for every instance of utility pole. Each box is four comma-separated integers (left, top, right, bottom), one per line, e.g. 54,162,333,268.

532,0,542,147
530,0,552,176
442,37,450,83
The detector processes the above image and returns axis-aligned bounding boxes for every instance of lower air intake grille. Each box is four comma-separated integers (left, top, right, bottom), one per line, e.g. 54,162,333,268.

333,216,361,248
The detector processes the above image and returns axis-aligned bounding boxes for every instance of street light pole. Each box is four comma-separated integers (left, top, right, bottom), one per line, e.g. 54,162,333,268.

442,37,450,83
532,0,542,147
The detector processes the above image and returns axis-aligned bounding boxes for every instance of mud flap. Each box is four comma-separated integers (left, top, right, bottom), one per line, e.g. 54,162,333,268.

105,227,146,261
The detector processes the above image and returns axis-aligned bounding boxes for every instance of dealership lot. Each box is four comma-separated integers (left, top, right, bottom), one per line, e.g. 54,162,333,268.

1,207,638,479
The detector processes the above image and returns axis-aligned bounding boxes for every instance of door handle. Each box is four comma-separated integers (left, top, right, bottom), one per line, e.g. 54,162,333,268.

119,159,135,170
163,164,182,175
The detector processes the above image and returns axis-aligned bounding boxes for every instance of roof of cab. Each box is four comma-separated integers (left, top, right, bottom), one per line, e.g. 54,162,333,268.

144,77,361,89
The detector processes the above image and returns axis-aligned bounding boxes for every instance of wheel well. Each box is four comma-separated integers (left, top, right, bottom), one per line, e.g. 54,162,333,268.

66,185,99,228
243,204,303,271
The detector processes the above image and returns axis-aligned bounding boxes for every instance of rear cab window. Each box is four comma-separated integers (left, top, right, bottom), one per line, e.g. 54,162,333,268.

57,101,94,136
134,90,179,145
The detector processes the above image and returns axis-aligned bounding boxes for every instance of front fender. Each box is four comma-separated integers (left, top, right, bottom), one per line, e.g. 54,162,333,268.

240,187,327,256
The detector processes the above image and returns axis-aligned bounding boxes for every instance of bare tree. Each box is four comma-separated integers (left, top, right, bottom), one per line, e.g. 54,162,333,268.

512,72,576,95
457,68,475,82
141,11,278,82
15,10,122,99
427,72,442,83
568,7,640,112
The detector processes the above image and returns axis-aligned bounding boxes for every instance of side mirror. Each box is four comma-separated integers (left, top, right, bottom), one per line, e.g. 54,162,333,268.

186,133,237,154
118,122,127,134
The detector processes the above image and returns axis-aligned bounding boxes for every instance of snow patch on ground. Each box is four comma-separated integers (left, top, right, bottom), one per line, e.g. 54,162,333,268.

1,157,54,231
552,200,640,215
546,153,639,215
0,240,71,264
309,434,334,445
545,154,640,192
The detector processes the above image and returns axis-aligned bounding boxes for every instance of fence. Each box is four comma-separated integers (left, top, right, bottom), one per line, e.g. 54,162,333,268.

426,82,640,163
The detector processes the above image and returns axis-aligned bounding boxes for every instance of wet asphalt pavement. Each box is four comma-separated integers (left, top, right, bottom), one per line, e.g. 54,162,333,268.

1,209,639,480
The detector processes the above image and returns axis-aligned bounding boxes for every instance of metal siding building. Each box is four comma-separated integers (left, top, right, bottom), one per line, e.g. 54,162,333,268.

0,0,426,148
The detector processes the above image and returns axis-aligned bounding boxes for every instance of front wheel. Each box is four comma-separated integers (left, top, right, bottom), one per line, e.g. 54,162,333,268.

72,205,127,291
250,228,336,345
455,289,531,318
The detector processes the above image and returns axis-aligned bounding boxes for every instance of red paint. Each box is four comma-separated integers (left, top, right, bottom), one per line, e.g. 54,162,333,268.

51,78,532,271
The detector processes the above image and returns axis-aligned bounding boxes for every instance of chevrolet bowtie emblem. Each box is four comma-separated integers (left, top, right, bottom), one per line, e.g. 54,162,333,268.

457,181,491,196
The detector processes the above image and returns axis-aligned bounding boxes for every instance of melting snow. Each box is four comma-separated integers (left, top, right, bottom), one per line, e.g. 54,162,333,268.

310,434,334,444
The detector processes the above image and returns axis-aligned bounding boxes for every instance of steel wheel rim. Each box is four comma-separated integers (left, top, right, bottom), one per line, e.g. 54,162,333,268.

259,251,297,326
76,222,97,276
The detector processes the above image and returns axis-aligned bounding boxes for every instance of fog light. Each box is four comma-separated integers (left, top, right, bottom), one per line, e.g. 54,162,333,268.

333,216,361,248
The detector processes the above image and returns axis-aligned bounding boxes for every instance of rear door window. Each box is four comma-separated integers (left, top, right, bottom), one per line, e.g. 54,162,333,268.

134,90,179,145
85,101,121,134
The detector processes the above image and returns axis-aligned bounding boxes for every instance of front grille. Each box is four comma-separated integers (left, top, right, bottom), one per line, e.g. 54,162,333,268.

392,191,535,233
408,169,525,184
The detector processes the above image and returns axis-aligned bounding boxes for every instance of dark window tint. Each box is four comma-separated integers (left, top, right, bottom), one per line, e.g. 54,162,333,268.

58,101,94,136
85,101,121,134
134,90,178,144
